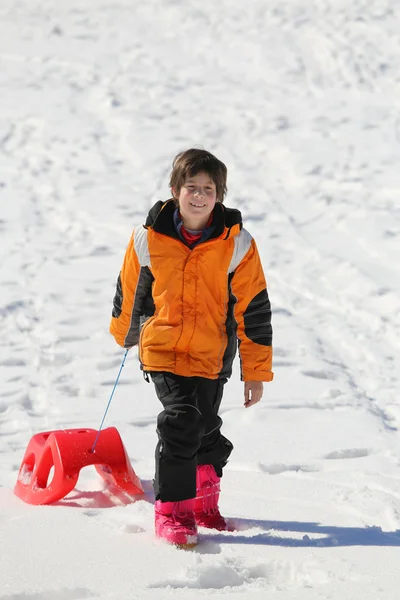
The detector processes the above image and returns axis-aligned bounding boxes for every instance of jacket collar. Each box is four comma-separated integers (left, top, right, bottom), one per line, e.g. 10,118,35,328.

145,199,243,240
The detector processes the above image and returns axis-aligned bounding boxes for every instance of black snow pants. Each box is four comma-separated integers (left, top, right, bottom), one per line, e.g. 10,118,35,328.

150,372,234,502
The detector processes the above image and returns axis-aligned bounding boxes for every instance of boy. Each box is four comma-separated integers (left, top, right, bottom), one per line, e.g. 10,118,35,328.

110,148,273,547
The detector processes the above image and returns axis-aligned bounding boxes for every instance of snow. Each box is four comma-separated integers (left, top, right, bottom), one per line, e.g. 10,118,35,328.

1,0,400,597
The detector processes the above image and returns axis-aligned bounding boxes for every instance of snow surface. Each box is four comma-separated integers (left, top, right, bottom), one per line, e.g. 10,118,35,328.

1,0,400,598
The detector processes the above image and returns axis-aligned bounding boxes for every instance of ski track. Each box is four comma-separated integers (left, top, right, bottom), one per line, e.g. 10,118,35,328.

1,0,400,598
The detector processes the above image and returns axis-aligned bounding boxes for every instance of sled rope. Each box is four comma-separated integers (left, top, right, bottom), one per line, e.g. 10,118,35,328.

91,349,129,453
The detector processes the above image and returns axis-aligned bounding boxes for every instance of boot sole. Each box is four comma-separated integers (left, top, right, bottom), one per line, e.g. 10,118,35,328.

156,531,198,547
174,542,197,550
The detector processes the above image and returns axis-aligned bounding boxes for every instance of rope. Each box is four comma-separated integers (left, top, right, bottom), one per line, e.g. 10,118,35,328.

91,349,129,453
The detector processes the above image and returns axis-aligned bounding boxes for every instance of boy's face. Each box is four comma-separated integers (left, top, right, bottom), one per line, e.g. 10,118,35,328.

173,171,217,229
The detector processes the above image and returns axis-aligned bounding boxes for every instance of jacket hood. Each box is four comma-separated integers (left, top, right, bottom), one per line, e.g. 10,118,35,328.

145,199,243,239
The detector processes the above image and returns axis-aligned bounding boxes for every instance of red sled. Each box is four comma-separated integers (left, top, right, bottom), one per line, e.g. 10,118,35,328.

14,427,144,505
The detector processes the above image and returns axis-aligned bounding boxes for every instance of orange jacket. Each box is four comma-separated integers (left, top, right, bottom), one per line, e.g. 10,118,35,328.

110,200,273,382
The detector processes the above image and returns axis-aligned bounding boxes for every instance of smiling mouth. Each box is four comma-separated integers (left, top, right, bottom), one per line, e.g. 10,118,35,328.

190,202,206,207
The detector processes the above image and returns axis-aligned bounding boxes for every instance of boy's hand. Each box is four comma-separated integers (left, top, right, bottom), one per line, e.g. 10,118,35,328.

244,381,263,408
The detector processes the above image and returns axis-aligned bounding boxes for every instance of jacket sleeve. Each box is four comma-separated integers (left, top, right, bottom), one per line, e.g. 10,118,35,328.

231,237,273,382
109,231,141,348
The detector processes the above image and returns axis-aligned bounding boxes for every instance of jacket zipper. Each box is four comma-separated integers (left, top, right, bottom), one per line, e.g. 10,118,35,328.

188,244,229,372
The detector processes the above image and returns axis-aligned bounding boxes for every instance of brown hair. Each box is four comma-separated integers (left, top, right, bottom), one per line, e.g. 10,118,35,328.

169,148,228,203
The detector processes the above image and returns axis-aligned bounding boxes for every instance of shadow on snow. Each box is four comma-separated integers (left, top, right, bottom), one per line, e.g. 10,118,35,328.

208,517,400,547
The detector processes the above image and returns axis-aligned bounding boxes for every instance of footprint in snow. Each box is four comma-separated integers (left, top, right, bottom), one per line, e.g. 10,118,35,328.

324,448,370,460
302,370,337,380
259,463,319,475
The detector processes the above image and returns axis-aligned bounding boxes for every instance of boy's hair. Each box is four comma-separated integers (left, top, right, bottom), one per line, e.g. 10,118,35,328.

169,149,228,202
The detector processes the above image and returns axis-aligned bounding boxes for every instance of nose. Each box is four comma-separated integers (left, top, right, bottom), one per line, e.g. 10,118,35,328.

194,189,204,198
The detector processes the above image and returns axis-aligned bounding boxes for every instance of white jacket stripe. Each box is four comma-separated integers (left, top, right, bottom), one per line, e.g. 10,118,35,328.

134,226,151,267
228,228,252,273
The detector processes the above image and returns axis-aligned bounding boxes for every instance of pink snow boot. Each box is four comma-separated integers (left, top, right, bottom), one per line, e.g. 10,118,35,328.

194,464,227,531
155,498,197,547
